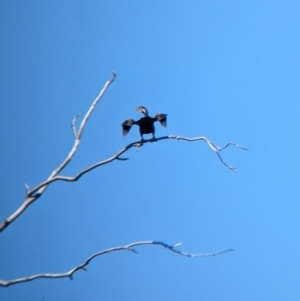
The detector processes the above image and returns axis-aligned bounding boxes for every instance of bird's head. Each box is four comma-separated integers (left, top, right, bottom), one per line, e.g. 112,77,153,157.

136,106,149,116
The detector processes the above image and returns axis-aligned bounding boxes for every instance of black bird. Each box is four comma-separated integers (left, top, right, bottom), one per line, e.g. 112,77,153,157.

122,106,167,140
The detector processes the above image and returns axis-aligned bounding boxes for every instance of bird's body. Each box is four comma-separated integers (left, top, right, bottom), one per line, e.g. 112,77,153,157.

136,116,155,135
122,106,167,140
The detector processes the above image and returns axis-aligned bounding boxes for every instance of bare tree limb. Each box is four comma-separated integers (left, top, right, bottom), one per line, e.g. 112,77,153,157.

26,135,248,193
0,70,247,232
167,136,248,172
0,241,233,287
0,133,247,232
0,72,116,232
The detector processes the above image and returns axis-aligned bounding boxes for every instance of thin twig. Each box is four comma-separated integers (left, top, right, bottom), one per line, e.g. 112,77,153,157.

0,241,233,287
0,72,116,232
71,112,83,138
167,136,248,172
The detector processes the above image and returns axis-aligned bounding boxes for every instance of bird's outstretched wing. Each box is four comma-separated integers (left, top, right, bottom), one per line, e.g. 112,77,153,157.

155,113,167,127
121,119,135,136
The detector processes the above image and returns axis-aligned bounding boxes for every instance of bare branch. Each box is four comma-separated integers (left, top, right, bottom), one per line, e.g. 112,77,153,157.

71,112,83,138
0,132,247,232
0,69,247,232
26,135,248,191
0,241,233,287
0,72,116,232
52,71,116,175
167,136,248,172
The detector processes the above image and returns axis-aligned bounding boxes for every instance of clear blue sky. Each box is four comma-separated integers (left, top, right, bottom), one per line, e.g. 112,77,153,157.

1,1,299,300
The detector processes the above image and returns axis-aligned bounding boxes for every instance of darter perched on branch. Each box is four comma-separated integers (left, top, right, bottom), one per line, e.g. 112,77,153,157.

121,106,167,140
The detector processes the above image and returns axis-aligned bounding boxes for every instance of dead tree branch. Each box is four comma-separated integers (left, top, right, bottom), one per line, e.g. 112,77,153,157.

23,135,248,194
0,72,116,232
0,71,247,232
0,241,233,287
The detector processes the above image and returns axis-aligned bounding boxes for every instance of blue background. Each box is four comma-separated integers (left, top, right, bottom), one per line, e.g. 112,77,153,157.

1,1,299,300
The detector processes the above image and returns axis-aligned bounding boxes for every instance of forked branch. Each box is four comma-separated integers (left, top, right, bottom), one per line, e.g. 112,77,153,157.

0,241,233,287
0,72,247,232
23,135,248,193
0,72,116,232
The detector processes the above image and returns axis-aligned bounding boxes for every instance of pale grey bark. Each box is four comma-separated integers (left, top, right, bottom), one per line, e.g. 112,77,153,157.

0,241,233,287
0,72,247,287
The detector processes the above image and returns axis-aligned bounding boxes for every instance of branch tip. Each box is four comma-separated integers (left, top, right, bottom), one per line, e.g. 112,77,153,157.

116,157,129,161
25,184,30,196
71,112,83,138
173,243,182,248
130,248,139,254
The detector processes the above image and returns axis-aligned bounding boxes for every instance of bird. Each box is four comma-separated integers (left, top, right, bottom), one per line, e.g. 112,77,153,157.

121,106,167,140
